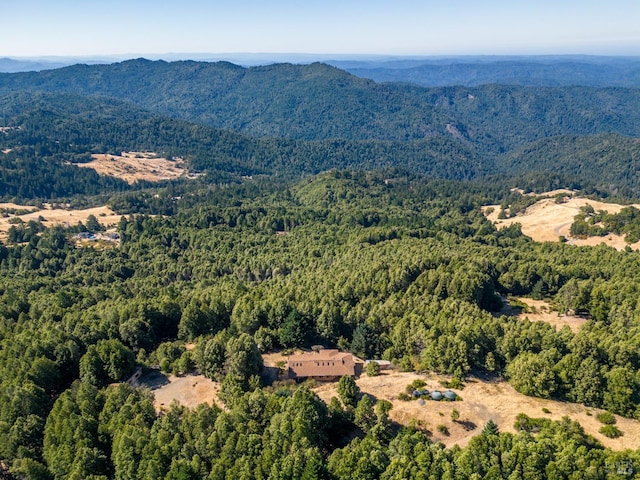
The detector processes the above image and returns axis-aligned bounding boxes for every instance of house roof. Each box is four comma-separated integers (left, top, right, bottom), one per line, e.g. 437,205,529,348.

288,349,363,378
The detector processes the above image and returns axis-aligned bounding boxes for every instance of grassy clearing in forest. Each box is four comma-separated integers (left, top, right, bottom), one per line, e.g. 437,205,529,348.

314,371,639,451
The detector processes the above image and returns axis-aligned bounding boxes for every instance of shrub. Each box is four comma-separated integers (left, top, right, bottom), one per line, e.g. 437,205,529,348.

451,409,460,422
599,425,623,438
440,377,464,389
514,413,545,433
405,379,426,394
437,424,449,435
399,356,414,372
596,411,616,425
366,361,380,377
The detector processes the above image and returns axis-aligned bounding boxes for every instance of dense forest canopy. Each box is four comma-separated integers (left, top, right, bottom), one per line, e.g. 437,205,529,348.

1,171,640,478
3,60,640,145
1,59,640,479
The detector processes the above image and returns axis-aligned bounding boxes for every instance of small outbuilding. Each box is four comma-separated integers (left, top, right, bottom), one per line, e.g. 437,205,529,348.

365,359,391,370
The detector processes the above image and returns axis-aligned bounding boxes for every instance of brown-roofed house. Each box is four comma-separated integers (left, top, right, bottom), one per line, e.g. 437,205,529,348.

288,349,364,382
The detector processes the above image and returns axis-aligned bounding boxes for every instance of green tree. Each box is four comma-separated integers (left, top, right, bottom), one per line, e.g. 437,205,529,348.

337,375,360,409
196,334,227,380
366,361,381,377
85,214,103,233
79,340,135,387
506,351,557,398
482,419,500,436
225,333,263,386
354,395,376,432
604,366,638,416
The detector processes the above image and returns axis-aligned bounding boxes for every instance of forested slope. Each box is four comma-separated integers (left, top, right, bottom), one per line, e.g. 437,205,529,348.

1,173,640,477
3,90,640,201
0,91,485,201
2,58,640,479
338,56,640,88
2,59,640,150
498,133,640,198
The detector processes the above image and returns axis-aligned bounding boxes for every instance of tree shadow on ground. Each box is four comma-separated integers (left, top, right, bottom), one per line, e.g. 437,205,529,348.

456,420,477,431
138,368,170,390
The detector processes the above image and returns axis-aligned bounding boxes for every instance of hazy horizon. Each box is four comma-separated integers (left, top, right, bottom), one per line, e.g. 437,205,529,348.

1,0,639,58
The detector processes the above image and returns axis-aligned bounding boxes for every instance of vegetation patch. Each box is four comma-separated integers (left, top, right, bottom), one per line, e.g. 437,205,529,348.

596,411,617,425
599,425,624,439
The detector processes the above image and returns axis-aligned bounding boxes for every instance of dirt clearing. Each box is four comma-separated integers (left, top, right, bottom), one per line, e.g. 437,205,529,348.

141,357,640,451
144,372,223,413
483,197,640,250
0,203,122,241
500,297,588,333
74,151,189,184
314,371,640,451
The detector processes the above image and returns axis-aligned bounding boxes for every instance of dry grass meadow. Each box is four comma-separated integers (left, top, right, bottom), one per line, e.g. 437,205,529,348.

74,151,189,184
500,297,588,334
146,350,640,452
483,195,640,250
314,371,640,451
148,373,224,413
0,203,123,242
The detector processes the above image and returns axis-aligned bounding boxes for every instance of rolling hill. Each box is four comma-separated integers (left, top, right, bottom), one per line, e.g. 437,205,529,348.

1,60,640,200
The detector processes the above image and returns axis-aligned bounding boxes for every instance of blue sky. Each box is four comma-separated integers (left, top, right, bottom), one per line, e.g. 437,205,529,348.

1,0,639,57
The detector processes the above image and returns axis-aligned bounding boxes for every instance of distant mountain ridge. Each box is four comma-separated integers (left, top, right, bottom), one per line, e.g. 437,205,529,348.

2,59,640,150
1,59,640,198
333,57,640,88
0,60,445,141
3,54,640,88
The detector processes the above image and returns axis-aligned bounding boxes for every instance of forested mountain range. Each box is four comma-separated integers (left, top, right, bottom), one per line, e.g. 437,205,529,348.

334,56,640,88
2,59,640,199
0,91,486,201
3,57,640,478
4,54,640,88
2,59,640,147
1,103,639,200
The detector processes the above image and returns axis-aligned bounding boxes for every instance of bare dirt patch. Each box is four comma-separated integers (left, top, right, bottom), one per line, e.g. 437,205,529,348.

262,351,298,369
501,297,587,334
0,203,122,242
74,151,188,184
262,350,303,384
314,371,640,451
483,197,640,250
0,202,39,212
146,372,223,413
